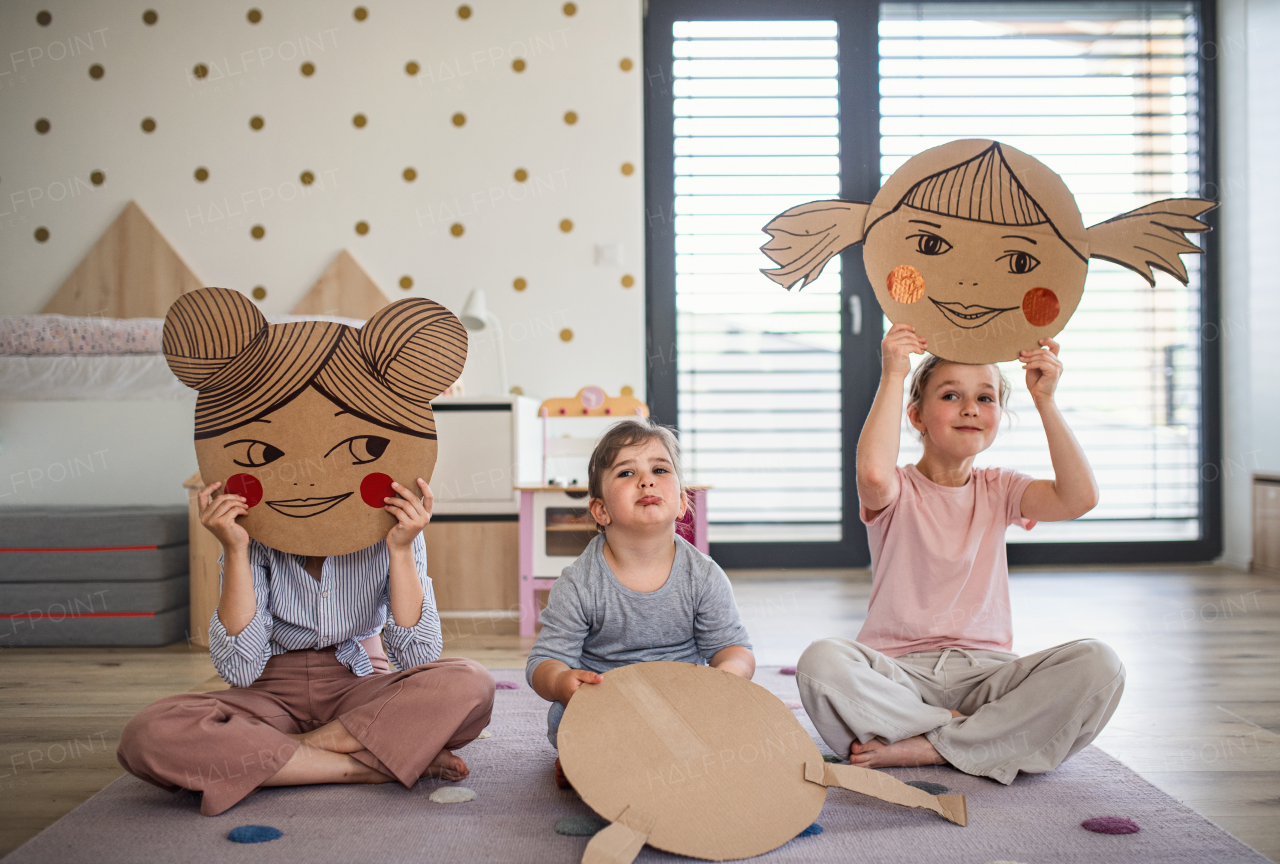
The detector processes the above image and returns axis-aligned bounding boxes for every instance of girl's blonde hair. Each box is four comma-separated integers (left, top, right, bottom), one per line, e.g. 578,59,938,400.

907,355,1011,441
587,418,685,529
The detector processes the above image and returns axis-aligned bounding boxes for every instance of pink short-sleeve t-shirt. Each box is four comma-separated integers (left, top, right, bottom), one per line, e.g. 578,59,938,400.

857,464,1036,657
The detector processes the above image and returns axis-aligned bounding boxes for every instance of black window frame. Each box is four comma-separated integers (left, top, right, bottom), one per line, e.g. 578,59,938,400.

644,0,1221,567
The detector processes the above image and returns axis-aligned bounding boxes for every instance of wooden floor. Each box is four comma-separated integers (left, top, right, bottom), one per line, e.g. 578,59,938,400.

0,564,1277,860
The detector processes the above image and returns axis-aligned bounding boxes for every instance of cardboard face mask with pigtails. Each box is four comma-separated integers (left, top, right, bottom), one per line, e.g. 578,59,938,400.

164,287,467,556
760,139,1216,363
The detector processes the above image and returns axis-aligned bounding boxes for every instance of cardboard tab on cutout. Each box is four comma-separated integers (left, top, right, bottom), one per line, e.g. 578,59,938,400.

582,806,656,864
806,760,967,826
163,286,467,557
558,662,966,864
760,139,1215,364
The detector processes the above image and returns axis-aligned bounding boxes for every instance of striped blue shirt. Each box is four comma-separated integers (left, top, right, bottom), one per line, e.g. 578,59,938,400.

208,532,442,687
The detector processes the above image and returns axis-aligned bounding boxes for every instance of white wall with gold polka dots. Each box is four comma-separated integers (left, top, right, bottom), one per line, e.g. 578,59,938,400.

0,0,645,402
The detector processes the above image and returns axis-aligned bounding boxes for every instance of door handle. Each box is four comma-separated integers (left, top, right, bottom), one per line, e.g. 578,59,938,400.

849,294,862,336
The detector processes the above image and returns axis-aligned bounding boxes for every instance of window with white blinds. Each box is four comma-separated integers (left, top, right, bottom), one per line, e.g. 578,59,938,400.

673,21,843,543
881,2,1205,542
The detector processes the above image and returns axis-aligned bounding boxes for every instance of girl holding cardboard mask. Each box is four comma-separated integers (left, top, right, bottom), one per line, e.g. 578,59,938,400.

116,288,494,816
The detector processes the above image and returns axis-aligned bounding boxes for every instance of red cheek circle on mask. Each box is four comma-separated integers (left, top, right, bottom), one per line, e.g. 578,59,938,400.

360,472,396,508
1022,288,1060,327
224,473,263,508
887,264,926,304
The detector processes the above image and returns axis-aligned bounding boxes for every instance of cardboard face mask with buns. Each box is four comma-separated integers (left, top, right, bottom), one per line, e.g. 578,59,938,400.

163,287,467,556
760,139,1216,364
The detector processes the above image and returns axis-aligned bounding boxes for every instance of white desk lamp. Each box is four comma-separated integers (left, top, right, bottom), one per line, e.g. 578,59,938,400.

459,288,510,397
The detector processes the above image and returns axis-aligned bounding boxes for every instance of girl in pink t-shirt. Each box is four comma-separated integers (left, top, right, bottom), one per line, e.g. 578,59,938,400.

796,324,1125,785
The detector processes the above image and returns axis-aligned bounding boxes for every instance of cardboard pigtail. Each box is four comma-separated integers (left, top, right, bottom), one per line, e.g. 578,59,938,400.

1085,198,1217,286
759,201,870,290
581,805,658,864
804,759,968,827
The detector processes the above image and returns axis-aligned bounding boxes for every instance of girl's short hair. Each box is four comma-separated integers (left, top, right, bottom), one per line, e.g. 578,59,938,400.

587,417,684,510
907,354,1011,419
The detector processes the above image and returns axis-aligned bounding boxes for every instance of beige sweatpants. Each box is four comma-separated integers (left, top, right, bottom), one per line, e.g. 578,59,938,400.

796,638,1125,784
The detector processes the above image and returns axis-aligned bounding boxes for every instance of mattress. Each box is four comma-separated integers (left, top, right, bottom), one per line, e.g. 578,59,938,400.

0,605,189,647
0,574,188,613
0,506,189,582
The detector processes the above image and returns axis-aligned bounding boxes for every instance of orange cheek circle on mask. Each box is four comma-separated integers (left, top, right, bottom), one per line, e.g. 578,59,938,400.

360,472,396,508
225,473,263,508
1022,288,1060,327
887,264,925,304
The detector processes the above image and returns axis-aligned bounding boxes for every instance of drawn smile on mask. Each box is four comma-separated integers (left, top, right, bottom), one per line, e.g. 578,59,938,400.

928,298,1020,330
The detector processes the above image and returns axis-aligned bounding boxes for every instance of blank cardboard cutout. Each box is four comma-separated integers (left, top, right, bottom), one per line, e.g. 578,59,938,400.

163,287,466,556
760,140,1216,364
558,662,965,864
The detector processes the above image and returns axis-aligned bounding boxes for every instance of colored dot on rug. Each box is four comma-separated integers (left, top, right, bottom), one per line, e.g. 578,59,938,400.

823,754,843,764
905,780,949,795
477,729,492,738
495,681,520,690
780,667,797,675
555,814,609,836
783,700,803,710
228,825,282,843
797,823,823,837
1082,816,1140,835
429,786,477,804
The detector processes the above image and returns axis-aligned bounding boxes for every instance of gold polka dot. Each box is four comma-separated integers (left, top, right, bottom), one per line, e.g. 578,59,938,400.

247,8,262,23
90,170,105,186
563,2,577,15
621,274,635,288
249,115,264,130
564,110,578,125
142,9,158,25
300,170,315,185
252,286,267,300
251,224,265,239
621,386,634,397
513,277,527,291
194,167,209,182
141,117,156,133
509,385,524,396
36,10,51,26
403,167,417,182
300,61,315,76
620,58,633,71
512,58,526,72
452,112,466,127
457,4,471,18
559,219,574,233
399,276,413,290
35,118,51,134
559,328,574,342
352,113,367,128
514,168,528,182
34,227,50,242
193,63,208,79
88,64,104,79
355,221,369,235
450,223,465,237
405,61,419,76
353,6,368,21
621,162,634,176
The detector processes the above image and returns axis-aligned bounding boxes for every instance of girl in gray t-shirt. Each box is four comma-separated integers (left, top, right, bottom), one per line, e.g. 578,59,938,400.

525,419,754,779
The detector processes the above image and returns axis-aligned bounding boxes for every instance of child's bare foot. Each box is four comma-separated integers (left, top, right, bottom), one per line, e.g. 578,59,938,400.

849,735,946,768
424,749,468,781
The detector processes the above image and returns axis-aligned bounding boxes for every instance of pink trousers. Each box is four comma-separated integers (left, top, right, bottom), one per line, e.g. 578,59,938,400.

116,648,494,815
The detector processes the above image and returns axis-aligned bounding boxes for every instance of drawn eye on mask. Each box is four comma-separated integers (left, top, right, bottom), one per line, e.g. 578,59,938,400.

325,435,390,465
224,439,285,468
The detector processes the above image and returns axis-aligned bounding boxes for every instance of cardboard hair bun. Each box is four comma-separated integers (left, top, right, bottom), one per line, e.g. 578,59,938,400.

359,298,468,404
162,287,267,390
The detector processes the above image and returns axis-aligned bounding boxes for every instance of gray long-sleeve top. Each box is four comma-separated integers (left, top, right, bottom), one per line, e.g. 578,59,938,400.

525,533,752,687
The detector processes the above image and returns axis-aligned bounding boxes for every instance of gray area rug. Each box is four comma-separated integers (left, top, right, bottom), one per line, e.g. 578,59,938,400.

5,668,1270,864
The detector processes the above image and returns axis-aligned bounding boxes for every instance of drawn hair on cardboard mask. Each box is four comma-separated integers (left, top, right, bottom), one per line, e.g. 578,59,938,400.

164,286,467,556
759,139,1216,363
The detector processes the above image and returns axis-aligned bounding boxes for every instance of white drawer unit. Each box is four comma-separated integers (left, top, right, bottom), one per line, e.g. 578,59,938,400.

430,396,541,515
